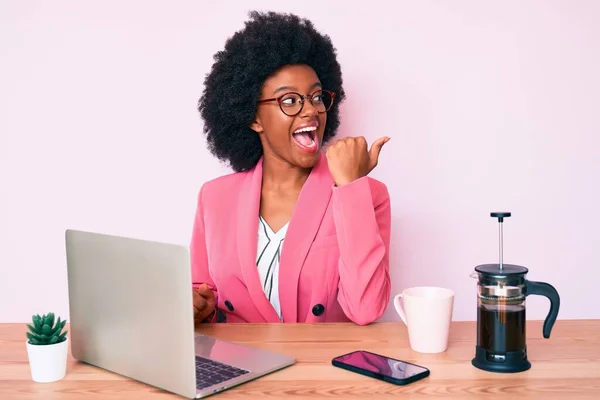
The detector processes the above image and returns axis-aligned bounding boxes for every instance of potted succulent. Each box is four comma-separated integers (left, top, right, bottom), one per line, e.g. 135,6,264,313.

25,312,69,382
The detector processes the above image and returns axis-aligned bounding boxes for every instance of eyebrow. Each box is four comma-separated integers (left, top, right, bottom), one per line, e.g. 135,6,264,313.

272,82,322,95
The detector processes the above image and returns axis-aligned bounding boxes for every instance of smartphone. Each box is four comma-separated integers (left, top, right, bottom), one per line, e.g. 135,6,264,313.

332,350,430,385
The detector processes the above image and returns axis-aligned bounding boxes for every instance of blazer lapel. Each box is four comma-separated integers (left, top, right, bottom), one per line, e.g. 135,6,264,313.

278,152,333,322
237,158,281,322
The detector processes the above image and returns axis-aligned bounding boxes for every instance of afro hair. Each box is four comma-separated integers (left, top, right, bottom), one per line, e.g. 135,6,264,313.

197,10,346,172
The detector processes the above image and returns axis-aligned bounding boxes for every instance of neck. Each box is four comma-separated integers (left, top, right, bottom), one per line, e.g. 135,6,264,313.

261,152,312,190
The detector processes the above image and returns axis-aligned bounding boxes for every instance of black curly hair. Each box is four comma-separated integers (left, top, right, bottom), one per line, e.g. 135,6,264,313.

197,10,346,172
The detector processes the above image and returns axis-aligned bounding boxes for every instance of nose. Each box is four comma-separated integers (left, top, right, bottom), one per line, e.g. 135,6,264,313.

299,97,319,118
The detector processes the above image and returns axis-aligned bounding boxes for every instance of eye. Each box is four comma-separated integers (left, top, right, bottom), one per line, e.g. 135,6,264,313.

280,94,300,106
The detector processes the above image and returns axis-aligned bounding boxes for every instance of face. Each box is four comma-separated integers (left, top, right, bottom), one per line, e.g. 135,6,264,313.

251,64,329,169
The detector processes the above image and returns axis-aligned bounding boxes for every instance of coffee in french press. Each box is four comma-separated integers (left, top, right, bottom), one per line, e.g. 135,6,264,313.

471,212,560,373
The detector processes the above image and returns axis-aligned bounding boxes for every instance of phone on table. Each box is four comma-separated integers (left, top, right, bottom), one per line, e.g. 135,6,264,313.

332,350,430,386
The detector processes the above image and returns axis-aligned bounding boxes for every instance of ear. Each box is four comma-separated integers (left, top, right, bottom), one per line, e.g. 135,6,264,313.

249,115,263,133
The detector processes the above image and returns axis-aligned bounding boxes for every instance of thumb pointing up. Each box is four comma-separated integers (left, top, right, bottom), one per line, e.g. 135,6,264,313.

368,136,390,173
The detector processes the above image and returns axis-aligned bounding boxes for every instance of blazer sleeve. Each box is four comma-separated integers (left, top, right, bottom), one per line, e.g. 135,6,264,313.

331,176,391,326
190,184,219,323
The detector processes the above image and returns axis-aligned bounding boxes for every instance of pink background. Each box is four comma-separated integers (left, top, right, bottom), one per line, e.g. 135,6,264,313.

1,1,598,323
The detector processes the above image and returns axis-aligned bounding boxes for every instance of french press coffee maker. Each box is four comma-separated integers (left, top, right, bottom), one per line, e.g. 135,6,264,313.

471,212,560,373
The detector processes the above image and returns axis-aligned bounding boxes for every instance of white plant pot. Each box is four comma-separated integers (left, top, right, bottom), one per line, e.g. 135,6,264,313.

26,337,69,383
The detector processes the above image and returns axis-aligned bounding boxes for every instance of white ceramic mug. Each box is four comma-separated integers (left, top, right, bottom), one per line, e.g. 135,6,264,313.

394,286,455,353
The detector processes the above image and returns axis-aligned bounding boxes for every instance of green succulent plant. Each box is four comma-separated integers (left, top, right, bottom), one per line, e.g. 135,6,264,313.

26,312,68,345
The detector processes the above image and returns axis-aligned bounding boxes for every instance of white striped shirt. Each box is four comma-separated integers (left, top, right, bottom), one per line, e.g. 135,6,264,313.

256,215,289,321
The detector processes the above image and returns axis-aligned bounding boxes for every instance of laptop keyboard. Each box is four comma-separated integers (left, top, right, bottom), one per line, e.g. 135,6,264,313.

195,356,250,390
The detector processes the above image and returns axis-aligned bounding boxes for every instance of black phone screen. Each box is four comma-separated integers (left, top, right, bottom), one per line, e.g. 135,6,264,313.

332,350,429,382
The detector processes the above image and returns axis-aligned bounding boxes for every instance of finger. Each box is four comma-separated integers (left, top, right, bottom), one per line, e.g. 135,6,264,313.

330,138,344,148
197,283,211,295
368,136,390,169
197,285,216,314
197,284,215,302
194,301,207,318
193,290,208,310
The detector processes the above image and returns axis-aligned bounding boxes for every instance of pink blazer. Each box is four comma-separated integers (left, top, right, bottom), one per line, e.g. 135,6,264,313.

190,152,391,325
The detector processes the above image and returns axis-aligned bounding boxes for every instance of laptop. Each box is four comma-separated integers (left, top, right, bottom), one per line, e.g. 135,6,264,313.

64,229,295,399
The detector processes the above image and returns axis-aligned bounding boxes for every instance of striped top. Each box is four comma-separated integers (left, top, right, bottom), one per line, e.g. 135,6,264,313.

256,215,289,321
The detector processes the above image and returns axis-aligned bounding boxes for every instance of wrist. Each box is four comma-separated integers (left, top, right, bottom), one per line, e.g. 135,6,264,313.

334,174,362,187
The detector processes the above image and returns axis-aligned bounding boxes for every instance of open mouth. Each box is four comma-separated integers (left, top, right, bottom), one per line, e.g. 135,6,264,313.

292,125,318,152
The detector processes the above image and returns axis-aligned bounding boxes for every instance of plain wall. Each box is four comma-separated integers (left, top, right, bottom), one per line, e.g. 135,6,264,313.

1,1,598,323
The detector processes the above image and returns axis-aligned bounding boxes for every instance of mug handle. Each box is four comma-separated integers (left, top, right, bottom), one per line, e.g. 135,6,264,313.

393,294,408,325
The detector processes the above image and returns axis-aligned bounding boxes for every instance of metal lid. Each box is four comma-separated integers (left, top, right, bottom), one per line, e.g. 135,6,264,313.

479,284,524,298
475,263,528,276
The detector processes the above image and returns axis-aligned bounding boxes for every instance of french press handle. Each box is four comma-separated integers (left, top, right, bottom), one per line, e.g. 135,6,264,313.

524,280,561,338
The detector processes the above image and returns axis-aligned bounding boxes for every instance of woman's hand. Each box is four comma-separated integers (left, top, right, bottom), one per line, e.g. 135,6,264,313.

325,136,390,186
193,283,216,324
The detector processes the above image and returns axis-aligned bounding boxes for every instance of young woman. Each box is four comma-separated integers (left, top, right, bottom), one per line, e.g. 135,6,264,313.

191,11,391,326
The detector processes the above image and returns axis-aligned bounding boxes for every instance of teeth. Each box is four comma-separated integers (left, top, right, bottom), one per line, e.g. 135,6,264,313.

294,126,317,134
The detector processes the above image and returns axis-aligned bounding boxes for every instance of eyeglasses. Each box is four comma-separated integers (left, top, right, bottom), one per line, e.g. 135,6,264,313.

258,89,336,116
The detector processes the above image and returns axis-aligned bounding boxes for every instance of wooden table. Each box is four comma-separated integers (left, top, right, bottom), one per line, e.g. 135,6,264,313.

1,320,599,399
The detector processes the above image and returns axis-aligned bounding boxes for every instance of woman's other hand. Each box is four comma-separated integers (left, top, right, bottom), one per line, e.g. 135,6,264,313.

193,283,216,323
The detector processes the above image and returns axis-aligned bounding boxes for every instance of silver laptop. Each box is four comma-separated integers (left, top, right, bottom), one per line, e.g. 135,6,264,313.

64,229,295,399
